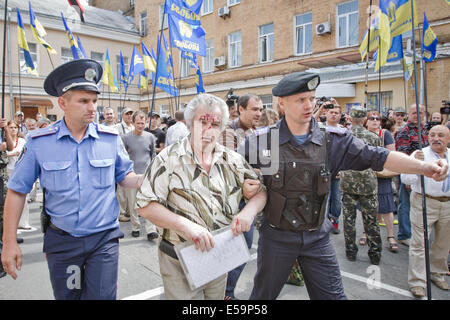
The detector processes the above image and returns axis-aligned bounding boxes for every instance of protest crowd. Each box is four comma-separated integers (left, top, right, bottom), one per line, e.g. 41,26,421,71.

0,60,449,301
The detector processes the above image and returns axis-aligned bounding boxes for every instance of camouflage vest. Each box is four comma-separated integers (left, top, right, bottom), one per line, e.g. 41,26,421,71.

340,125,380,195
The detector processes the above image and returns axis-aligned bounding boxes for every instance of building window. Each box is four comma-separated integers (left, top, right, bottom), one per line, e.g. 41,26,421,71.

91,51,104,69
294,12,313,55
130,0,135,6
61,47,73,64
140,11,147,36
159,3,168,29
159,105,169,116
336,0,359,48
116,55,129,87
259,23,274,63
19,42,38,74
368,91,393,113
228,31,242,68
227,0,240,6
203,38,214,73
96,106,104,123
180,55,191,78
259,95,273,109
201,0,213,15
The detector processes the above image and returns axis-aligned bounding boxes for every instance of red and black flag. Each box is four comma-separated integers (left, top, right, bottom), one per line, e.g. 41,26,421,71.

67,0,85,22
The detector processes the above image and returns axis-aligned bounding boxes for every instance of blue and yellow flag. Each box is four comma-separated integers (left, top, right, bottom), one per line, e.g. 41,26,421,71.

29,1,56,54
401,56,414,81
380,0,418,38
181,50,198,69
128,45,145,83
165,0,201,26
422,13,437,62
102,49,118,93
195,67,204,94
182,0,203,14
17,8,38,76
359,9,391,71
139,71,148,91
166,2,206,56
119,51,129,92
76,36,88,59
61,13,81,59
154,34,179,97
141,42,156,73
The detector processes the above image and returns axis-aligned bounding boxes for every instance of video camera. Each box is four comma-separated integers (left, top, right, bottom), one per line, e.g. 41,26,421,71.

316,96,334,109
226,88,239,108
441,100,450,115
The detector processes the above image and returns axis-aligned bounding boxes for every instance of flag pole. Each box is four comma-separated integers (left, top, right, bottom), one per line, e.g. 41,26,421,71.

364,0,373,109
419,22,429,116
378,37,382,113
17,45,22,113
149,0,167,130
410,0,432,300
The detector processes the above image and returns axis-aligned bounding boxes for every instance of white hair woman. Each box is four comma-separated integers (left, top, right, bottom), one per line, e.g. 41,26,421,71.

136,93,267,300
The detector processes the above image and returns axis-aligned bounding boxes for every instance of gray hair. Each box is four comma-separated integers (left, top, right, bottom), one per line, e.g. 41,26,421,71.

184,93,229,131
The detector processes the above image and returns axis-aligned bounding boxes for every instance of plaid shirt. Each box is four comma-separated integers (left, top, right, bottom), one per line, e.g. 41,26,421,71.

395,121,429,155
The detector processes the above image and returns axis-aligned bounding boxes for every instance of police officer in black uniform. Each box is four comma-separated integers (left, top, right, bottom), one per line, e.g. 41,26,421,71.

239,72,449,300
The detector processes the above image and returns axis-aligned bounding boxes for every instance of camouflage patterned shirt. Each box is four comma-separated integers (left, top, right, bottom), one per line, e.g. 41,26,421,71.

340,125,381,195
136,136,264,245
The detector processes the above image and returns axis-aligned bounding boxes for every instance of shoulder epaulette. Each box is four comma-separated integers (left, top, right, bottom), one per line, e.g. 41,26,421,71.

254,126,270,136
97,124,118,135
326,126,347,135
29,125,59,138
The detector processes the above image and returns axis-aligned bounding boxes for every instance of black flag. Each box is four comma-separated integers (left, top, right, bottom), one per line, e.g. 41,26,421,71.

67,0,85,22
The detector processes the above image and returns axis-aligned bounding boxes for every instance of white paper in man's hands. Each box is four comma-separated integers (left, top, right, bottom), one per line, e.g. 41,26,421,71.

174,226,251,291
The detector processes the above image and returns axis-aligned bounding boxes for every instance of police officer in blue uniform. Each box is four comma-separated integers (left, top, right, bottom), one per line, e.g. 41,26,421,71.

1,59,144,299
239,72,449,300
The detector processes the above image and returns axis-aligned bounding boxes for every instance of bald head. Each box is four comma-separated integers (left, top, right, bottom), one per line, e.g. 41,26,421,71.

428,125,449,154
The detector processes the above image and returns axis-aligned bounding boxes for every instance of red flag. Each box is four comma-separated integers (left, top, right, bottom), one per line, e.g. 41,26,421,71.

67,0,85,22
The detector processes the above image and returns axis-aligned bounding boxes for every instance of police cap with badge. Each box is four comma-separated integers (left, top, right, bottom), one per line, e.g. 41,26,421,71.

272,72,320,97
44,59,103,97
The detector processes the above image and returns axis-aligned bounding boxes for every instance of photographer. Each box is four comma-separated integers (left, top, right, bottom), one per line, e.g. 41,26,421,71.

313,96,339,123
225,89,239,122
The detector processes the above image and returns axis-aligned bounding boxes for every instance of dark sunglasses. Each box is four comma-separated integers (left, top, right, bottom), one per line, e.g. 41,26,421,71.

368,116,380,121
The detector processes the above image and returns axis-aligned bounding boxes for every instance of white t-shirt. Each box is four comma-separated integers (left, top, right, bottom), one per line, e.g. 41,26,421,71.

7,137,26,171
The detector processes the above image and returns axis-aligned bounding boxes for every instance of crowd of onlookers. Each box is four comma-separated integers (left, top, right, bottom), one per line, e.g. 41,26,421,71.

6,96,450,298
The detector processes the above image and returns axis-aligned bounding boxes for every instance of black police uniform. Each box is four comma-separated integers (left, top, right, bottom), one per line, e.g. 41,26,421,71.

238,72,391,300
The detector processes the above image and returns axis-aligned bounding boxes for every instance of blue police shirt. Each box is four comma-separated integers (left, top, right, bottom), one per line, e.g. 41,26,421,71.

8,118,134,237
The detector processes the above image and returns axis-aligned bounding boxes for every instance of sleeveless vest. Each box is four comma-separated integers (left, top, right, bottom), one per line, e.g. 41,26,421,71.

264,130,331,231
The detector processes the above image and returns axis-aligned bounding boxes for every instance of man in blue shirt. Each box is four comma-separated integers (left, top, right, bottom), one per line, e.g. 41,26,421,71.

1,59,143,300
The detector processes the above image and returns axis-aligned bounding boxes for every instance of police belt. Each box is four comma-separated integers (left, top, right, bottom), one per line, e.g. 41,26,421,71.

159,238,179,260
414,191,450,202
268,223,318,232
49,222,69,234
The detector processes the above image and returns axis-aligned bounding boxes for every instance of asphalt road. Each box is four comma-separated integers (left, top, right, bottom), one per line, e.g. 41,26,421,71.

1,190,448,301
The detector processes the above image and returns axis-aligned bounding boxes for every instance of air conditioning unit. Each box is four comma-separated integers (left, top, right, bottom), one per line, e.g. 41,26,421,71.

218,6,230,18
214,56,226,68
316,22,331,35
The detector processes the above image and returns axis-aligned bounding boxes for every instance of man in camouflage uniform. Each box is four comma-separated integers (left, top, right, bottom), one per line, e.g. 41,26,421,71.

340,106,382,265
0,119,14,278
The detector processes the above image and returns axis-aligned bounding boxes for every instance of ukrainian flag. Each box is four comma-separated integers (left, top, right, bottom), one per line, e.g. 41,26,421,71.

422,13,437,62
141,42,156,74
359,9,391,72
102,50,118,93
61,13,80,59
29,1,56,54
17,8,38,76
119,51,129,92
139,71,148,91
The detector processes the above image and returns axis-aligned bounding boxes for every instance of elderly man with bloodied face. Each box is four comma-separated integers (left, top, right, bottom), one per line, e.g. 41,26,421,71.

136,93,267,300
